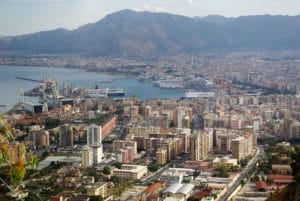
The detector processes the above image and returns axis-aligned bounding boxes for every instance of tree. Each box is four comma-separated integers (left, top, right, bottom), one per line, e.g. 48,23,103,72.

291,145,300,182
115,162,122,169
40,151,50,161
0,144,9,165
45,118,61,129
266,177,273,184
148,163,158,172
0,116,13,142
9,161,26,185
240,159,248,168
28,154,39,169
103,166,111,175
111,176,120,184
251,174,260,182
216,166,229,178
90,196,104,201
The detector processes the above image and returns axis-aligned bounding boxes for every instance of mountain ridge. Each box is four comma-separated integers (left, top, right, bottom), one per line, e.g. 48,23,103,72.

1,9,300,57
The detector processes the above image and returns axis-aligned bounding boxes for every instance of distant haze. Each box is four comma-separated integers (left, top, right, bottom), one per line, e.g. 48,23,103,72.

0,0,300,36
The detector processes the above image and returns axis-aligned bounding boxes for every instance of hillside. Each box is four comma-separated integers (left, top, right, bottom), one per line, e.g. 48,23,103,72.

1,10,300,57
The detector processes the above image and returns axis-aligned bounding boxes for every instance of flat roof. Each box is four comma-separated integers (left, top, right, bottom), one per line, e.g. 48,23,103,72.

177,184,194,195
164,183,183,194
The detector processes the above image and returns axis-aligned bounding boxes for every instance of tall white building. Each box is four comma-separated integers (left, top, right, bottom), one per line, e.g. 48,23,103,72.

82,146,93,168
253,118,260,133
86,124,103,165
189,133,209,161
177,107,185,129
87,124,102,146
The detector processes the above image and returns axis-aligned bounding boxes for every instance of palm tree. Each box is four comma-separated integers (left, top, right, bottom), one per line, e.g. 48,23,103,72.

0,116,13,142
0,144,9,166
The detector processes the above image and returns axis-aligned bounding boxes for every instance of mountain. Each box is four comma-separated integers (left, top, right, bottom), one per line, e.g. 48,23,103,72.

1,10,300,57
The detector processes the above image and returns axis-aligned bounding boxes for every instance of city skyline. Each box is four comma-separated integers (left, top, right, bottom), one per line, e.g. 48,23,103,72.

1,0,300,36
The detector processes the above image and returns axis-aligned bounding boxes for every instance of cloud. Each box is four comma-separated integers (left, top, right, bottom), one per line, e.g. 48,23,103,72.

187,0,194,5
135,3,169,13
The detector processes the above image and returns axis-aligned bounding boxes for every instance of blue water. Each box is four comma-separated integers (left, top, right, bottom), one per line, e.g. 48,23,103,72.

0,65,183,114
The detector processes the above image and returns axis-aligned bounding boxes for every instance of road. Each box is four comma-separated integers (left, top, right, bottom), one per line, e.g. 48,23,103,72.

218,145,265,201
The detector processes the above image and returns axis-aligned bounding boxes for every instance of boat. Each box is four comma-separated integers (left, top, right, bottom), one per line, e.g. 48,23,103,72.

86,93,107,98
106,88,125,96
0,104,6,108
87,86,125,97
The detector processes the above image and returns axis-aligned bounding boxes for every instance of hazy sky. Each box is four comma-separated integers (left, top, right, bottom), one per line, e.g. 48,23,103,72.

0,0,299,36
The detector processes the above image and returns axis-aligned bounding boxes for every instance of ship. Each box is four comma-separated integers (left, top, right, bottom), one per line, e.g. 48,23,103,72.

106,88,125,96
86,86,125,97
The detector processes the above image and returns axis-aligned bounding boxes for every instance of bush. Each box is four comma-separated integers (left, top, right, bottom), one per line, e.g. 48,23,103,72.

148,163,158,172
103,166,111,175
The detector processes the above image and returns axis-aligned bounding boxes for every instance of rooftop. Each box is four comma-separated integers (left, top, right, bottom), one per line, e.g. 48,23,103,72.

255,181,268,190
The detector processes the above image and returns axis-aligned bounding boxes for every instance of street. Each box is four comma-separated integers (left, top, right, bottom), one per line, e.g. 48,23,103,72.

218,145,265,201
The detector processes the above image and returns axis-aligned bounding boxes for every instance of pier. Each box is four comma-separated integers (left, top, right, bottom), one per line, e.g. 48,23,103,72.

15,76,42,83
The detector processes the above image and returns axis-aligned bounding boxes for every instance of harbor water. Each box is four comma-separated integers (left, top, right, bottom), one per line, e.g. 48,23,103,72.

0,65,183,114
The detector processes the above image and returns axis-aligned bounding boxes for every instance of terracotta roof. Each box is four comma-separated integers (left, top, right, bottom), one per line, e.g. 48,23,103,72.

145,181,165,194
268,175,294,184
268,175,293,180
255,181,268,190
191,189,212,199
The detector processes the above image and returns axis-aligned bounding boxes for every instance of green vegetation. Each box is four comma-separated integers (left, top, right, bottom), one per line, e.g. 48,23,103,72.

37,161,67,178
0,117,27,186
102,166,111,175
256,143,293,175
109,180,133,197
291,145,300,183
239,158,250,168
84,113,110,125
190,121,194,131
169,121,175,128
148,163,159,172
40,151,50,161
251,174,260,182
216,165,229,178
262,145,300,201
0,116,13,142
0,144,8,164
90,196,104,201
114,162,122,169
45,118,60,129
9,161,26,185
111,175,121,184
83,168,102,181
28,154,39,169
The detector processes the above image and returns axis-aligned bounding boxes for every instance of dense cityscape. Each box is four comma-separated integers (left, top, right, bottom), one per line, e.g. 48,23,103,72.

0,50,300,201
1,1,300,201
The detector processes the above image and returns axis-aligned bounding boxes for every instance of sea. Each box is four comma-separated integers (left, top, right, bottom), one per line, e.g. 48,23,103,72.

0,65,183,114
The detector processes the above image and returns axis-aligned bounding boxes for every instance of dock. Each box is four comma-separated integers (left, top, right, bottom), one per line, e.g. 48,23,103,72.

15,76,42,83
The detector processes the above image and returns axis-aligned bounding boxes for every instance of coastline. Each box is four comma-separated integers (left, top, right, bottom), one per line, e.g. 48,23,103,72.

0,65,184,115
